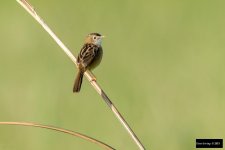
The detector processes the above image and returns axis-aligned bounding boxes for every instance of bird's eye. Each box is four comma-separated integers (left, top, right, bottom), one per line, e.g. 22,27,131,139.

93,36,97,40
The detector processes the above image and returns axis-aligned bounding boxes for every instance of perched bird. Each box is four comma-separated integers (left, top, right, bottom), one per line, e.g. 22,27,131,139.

73,33,104,92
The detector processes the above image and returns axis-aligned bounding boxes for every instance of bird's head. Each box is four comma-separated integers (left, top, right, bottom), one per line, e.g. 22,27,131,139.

85,33,104,46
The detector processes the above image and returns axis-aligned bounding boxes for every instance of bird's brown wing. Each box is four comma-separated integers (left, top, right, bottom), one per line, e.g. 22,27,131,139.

78,43,99,68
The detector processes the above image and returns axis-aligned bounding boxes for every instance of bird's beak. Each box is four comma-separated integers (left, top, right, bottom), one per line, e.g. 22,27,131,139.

101,35,105,38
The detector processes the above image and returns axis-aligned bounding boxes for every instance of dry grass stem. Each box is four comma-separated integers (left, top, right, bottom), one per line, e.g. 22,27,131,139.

16,0,146,149
0,121,115,150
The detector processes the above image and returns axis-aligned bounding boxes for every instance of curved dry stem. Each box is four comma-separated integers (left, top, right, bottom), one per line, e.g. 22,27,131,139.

0,121,115,150
16,0,146,149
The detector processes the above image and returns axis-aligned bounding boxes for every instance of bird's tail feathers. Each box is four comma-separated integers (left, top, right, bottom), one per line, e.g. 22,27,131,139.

73,70,84,93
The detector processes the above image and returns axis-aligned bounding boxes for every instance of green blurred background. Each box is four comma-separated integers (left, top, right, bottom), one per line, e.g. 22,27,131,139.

0,0,225,149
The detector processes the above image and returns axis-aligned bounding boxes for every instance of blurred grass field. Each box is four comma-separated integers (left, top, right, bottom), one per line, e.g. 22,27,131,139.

0,0,225,149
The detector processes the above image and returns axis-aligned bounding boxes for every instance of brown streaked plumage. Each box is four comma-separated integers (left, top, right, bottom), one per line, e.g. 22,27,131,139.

73,33,104,93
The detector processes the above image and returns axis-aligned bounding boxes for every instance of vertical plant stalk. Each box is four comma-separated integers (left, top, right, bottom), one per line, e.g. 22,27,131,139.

16,0,146,149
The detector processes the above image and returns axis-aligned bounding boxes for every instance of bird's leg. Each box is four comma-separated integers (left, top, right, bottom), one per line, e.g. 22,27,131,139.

86,70,97,82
